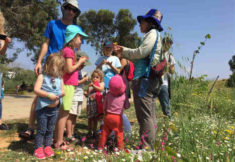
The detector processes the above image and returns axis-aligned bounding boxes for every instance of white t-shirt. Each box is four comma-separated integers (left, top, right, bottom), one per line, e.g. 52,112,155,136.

162,51,176,86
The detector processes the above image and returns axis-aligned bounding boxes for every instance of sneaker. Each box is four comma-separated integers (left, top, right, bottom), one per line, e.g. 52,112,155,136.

44,146,54,157
34,147,46,159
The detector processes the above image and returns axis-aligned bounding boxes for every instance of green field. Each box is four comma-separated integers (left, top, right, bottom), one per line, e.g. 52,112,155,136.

0,76,234,161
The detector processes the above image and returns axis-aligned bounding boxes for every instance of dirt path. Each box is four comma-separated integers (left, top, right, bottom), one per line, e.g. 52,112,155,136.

2,94,88,121
2,95,35,121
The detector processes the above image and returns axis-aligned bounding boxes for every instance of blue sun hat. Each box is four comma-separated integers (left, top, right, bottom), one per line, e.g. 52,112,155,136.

137,9,163,32
65,25,88,44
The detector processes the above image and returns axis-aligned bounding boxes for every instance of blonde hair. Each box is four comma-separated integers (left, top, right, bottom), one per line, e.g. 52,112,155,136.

91,69,104,82
0,11,5,34
43,53,65,78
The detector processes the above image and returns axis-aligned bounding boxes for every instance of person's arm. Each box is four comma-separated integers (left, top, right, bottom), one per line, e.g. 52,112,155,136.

114,30,157,60
103,93,108,115
0,37,11,55
120,58,128,72
65,56,87,74
61,79,65,97
78,76,89,85
34,74,59,101
90,82,104,92
96,59,106,69
169,65,175,74
34,39,50,75
106,61,121,74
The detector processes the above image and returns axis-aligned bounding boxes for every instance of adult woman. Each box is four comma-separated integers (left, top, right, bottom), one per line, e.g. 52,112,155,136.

114,9,163,149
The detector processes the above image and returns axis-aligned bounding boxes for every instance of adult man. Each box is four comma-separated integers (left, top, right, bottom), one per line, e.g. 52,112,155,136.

19,0,81,141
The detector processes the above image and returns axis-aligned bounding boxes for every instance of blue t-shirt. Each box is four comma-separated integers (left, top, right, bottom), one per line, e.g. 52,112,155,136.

95,56,121,88
44,20,67,61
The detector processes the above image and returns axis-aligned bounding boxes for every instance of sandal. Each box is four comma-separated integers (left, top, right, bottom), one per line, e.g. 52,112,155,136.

54,142,73,152
65,136,78,144
19,128,34,140
0,124,9,130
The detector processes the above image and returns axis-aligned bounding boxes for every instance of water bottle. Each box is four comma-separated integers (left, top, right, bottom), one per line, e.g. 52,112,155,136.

138,77,149,97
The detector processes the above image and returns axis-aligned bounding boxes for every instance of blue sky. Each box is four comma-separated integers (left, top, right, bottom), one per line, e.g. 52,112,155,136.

8,0,235,79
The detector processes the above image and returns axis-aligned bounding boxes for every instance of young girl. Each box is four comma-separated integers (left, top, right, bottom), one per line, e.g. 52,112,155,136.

95,40,121,90
98,75,130,150
85,69,104,138
54,25,88,150
33,54,65,159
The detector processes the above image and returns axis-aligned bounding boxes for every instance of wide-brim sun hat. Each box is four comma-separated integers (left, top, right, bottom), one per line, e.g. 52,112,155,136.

109,75,126,96
65,25,88,44
62,0,81,16
137,9,163,32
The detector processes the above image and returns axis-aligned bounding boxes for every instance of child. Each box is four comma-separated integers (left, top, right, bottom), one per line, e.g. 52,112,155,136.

33,54,65,159
85,69,104,138
66,70,88,142
98,75,130,150
54,25,88,150
95,40,121,90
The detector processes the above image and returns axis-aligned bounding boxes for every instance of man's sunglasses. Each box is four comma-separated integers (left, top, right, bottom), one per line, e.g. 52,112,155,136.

64,5,78,13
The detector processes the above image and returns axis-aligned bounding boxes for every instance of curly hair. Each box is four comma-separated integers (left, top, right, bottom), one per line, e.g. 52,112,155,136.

43,53,65,78
91,69,104,82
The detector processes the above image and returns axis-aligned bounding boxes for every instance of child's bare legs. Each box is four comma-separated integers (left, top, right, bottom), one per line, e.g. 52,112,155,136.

55,108,69,146
66,114,77,138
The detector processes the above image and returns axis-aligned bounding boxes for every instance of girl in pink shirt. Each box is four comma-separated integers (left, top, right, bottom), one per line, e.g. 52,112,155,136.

54,25,88,150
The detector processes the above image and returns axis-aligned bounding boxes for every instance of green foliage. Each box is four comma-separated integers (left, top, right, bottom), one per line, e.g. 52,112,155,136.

0,64,36,93
78,9,141,55
0,0,59,63
227,72,235,87
228,55,235,72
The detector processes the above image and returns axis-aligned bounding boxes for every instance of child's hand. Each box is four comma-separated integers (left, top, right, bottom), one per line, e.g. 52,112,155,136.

84,91,88,97
106,61,112,67
84,76,89,82
101,59,107,65
78,56,87,65
60,92,65,98
89,82,94,87
48,94,59,101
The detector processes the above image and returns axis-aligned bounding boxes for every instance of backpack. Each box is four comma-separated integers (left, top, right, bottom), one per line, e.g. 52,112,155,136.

123,60,135,81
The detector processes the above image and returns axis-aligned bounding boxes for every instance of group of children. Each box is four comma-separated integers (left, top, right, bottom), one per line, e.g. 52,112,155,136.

32,24,132,159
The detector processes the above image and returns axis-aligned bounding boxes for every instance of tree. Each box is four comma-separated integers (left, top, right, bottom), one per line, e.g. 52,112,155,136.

78,9,141,55
228,55,235,72
226,55,235,87
0,0,59,63
189,34,211,81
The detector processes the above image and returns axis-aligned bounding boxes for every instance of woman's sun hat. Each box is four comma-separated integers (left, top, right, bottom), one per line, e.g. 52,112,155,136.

65,25,88,44
137,9,163,32
62,0,81,16
109,75,126,96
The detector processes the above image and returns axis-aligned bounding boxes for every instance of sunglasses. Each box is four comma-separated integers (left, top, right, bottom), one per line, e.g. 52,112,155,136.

64,5,78,13
51,78,56,89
